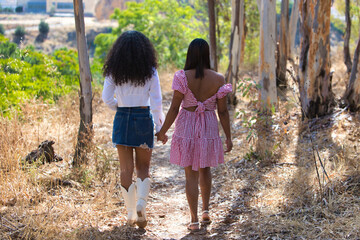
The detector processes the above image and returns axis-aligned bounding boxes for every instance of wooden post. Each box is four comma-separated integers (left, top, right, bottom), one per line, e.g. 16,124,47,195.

259,0,277,111
298,0,334,119
208,0,218,71
73,0,93,166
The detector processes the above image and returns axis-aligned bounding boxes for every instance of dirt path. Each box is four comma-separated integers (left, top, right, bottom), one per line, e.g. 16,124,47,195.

91,95,240,239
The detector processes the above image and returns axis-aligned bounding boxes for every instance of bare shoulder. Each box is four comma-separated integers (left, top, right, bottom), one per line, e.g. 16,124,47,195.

209,70,225,86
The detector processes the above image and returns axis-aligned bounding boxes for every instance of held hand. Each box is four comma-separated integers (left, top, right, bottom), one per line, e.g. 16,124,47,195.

155,131,168,144
224,139,233,153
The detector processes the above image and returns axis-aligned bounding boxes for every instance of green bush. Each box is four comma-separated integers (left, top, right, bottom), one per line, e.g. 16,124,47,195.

39,20,49,35
94,0,205,69
0,24,4,35
15,6,23,13
0,35,19,58
0,38,79,116
14,26,25,38
0,7,13,13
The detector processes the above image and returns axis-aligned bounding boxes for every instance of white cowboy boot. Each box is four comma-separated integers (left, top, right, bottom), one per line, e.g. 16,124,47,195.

120,183,137,226
136,178,151,228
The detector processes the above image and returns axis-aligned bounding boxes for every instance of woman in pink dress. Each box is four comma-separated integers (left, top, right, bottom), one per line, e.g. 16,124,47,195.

156,38,233,231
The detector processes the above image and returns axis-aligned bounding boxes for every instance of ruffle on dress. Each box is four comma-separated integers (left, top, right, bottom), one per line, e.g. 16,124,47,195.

170,134,224,171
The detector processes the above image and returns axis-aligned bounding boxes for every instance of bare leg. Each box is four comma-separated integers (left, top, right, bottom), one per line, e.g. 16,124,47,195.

184,166,199,223
199,167,212,211
134,146,152,228
117,145,134,190
134,147,152,180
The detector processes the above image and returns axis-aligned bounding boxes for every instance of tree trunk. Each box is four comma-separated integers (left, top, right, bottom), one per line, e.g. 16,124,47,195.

73,0,93,166
259,0,277,111
298,0,334,119
344,0,352,74
216,3,221,65
208,0,217,71
288,0,299,58
225,0,245,105
276,0,289,89
239,3,246,68
344,34,360,111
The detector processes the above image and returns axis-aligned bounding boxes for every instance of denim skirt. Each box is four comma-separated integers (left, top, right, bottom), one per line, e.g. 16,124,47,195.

112,107,154,148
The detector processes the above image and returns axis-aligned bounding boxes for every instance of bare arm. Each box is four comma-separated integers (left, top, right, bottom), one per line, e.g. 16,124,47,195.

217,96,232,152
156,90,183,143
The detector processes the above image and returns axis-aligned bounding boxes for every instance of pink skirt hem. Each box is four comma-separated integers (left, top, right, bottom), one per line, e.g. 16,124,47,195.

170,134,224,171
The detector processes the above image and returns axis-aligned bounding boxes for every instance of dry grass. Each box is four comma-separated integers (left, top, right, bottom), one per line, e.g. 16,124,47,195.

1,50,360,239
0,92,125,239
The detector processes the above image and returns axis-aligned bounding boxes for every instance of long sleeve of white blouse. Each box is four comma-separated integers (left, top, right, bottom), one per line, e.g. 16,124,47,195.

149,71,165,133
102,76,118,111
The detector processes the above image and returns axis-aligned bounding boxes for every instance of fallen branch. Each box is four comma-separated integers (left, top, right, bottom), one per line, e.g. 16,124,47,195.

275,162,297,166
0,222,15,231
314,145,330,182
311,139,323,193
0,215,17,229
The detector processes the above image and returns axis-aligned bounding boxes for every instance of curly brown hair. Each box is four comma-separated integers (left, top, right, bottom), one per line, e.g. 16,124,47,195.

103,31,158,86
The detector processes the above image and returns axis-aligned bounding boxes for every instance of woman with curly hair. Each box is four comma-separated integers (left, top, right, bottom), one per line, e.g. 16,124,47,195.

102,31,165,228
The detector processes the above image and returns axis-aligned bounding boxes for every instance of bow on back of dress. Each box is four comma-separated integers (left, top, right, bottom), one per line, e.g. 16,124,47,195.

194,101,206,138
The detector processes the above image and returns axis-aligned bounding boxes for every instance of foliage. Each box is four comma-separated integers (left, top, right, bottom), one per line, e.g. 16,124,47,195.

0,37,79,116
244,0,260,70
331,15,346,34
94,0,206,69
0,24,4,35
15,6,23,13
39,20,50,35
0,6,13,13
14,26,25,38
235,77,261,142
215,0,232,70
332,0,360,51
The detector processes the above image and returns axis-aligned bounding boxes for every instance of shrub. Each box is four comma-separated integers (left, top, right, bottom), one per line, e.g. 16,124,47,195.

0,24,4,35
1,7,13,13
15,6,23,13
38,20,49,35
0,38,80,116
14,26,25,38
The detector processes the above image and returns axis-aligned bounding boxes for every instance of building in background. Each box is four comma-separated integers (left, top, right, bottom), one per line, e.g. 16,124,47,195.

0,0,17,9
28,0,46,13
0,0,100,15
46,0,99,15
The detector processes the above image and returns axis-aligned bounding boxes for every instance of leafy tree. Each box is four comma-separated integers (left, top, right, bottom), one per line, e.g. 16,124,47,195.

244,0,260,69
0,37,79,116
39,20,49,35
333,0,360,51
15,6,23,13
14,26,25,38
0,24,4,35
94,0,205,68
0,35,19,58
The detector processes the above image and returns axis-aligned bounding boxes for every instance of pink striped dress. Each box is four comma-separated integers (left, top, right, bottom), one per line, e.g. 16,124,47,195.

170,70,232,171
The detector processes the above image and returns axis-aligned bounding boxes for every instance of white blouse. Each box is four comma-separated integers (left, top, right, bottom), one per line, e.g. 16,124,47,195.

102,69,165,132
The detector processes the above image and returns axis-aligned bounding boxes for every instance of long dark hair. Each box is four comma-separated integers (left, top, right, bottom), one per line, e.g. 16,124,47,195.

183,38,211,79
103,31,157,86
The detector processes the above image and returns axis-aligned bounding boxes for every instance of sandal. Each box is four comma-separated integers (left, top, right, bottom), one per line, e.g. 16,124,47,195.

201,210,212,224
187,222,200,232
